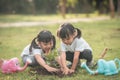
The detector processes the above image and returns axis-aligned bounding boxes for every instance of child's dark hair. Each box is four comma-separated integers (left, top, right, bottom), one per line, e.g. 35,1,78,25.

29,30,56,53
59,23,81,39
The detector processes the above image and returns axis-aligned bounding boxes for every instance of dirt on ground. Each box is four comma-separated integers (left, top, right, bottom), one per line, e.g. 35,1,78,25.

0,17,110,27
29,67,73,78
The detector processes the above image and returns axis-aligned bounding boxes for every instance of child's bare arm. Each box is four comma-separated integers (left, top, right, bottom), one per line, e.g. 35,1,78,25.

71,51,80,71
35,54,59,72
60,51,70,75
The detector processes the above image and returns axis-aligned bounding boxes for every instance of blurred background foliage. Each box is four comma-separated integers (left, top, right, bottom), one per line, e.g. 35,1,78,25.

0,0,120,18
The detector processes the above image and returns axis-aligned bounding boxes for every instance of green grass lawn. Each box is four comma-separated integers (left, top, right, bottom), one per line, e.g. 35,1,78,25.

0,13,107,23
0,17,120,80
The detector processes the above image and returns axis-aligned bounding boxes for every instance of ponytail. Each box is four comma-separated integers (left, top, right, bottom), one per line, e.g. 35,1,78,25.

52,35,56,50
29,37,40,54
76,28,82,38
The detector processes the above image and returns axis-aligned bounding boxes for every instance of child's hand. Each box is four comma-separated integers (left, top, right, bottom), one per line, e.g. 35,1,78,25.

26,58,32,64
45,65,59,72
69,69,75,74
62,67,70,75
60,67,64,72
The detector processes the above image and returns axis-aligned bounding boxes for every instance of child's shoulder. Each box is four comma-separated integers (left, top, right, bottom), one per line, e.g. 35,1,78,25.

75,37,83,40
75,37,86,43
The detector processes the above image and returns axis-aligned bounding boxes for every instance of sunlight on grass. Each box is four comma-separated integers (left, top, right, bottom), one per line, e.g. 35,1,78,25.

0,13,109,23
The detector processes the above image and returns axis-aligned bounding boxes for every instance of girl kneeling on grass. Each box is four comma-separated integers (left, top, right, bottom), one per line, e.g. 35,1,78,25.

56,23,93,75
21,30,59,72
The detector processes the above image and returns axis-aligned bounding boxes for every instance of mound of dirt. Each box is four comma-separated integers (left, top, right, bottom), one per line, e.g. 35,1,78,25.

29,67,73,78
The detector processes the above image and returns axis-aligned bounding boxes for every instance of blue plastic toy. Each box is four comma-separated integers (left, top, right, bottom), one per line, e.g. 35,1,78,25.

81,58,120,76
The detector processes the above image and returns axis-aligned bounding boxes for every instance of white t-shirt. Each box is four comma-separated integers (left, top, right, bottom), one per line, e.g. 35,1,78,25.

21,44,45,58
61,37,92,52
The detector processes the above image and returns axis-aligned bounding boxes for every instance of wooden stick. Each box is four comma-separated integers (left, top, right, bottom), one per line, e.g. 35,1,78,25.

93,48,109,67
99,48,108,59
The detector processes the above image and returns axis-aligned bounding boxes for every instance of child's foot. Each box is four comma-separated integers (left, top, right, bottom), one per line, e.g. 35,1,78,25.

86,60,94,68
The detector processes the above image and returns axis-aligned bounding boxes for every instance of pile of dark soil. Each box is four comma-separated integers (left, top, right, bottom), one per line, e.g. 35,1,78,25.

29,67,63,77
29,67,73,78
28,61,74,78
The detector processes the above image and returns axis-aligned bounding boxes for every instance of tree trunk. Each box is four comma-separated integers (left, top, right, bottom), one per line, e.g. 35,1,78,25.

59,0,67,19
28,0,36,14
117,0,120,16
109,0,115,18
83,0,92,17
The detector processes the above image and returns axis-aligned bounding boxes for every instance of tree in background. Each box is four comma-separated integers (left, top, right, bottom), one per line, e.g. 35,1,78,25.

117,0,120,16
95,0,109,15
34,0,58,14
80,0,93,17
0,0,119,18
58,0,67,18
27,0,36,14
109,0,115,18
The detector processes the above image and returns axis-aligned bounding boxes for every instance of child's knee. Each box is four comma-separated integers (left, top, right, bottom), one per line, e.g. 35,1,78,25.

84,49,92,58
84,49,92,55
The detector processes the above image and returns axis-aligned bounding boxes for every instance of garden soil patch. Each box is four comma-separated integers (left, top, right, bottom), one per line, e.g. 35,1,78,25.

29,67,73,78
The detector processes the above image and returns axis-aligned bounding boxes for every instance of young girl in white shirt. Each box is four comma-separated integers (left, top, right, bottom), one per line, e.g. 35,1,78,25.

21,30,59,72
56,23,93,75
